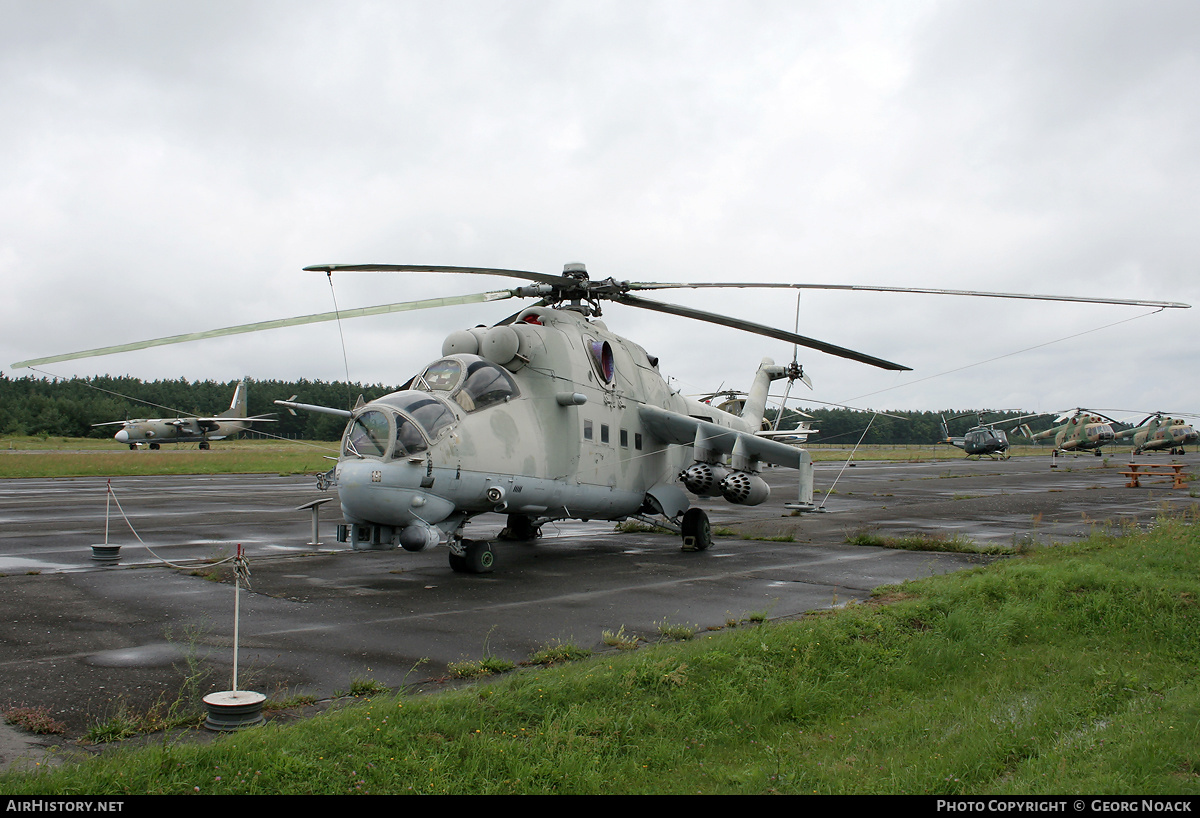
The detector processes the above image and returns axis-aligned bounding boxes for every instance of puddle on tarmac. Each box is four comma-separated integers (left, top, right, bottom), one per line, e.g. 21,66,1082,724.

87,642,184,668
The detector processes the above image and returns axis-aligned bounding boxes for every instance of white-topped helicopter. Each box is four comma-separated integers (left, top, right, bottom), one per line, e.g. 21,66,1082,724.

13,263,1190,573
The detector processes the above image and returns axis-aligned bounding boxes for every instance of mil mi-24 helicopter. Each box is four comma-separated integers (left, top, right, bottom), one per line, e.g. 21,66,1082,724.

91,379,275,449
1114,412,1198,455
13,262,1190,573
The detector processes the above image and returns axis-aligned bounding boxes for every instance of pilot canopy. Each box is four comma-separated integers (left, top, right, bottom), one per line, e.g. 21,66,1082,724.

342,355,520,460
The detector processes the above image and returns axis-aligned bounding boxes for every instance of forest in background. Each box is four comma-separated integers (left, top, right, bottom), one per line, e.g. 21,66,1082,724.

1,373,1060,445
0,374,396,441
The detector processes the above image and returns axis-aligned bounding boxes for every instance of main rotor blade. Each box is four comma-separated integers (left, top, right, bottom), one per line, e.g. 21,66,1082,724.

625,281,1192,310
12,290,516,369
305,263,573,289
613,293,911,371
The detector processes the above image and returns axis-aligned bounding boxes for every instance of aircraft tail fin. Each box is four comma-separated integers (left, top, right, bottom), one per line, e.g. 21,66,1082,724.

741,358,786,429
219,380,248,419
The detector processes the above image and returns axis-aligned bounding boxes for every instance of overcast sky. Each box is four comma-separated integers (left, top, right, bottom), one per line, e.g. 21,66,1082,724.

2,0,1196,423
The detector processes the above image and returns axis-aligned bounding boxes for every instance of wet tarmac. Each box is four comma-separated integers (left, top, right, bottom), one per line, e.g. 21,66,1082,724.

2,453,1196,769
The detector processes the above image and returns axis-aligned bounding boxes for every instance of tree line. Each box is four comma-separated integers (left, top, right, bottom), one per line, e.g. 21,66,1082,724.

0,374,397,441
2,372,1050,445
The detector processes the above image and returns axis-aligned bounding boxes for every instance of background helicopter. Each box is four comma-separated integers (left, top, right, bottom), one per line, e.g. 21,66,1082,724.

937,412,1016,459
1019,408,1119,455
13,263,1191,574
693,383,818,446
90,380,275,449
934,411,1048,460
1114,412,1198,455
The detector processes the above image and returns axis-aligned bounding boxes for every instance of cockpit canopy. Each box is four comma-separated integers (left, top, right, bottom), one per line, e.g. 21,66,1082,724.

416,354,520,412
341,355,520,460
343,392,455,459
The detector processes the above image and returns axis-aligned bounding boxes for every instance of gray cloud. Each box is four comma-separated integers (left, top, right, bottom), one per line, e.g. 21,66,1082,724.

2,0,1196,421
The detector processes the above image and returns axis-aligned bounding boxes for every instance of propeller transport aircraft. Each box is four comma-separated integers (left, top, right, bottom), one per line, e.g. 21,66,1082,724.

12,262,1190,574
91,379,274,449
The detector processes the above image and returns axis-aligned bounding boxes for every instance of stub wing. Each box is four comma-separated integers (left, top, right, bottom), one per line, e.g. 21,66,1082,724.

638,405,806,469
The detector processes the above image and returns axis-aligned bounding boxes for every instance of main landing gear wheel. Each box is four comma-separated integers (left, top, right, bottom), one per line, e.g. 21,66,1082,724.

680,508,712,552
449,539,495,574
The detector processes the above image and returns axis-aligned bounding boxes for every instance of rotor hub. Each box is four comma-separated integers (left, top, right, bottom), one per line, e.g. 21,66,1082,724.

562,262,589,281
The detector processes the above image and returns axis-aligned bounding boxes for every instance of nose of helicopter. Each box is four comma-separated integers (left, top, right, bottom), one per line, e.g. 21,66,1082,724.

114,429,129,443
336,459,457,527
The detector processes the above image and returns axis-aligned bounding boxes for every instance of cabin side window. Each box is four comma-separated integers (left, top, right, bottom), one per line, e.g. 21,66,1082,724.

406,397,456,440
583,419,593,440
420,359,462,391
392,413,428,458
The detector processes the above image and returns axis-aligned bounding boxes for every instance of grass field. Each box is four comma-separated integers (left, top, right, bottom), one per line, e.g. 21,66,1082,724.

3,511,1198,794
0,436,1053,479
0,437,341,479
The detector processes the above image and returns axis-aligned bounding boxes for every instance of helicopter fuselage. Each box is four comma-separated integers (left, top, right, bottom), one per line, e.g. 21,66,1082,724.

1036,416,1115,453
1119,417,1197,454
329,306,779,552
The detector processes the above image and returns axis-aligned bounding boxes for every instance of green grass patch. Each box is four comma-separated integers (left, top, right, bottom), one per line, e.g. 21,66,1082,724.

0,438,338,478
846,529,1030,555
5,514,1200,794
526,641,592,666
446,656,517,679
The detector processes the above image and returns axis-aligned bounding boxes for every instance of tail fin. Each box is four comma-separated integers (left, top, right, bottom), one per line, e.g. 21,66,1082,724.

938,415,950,443
741,358,786,428
219,380,248,419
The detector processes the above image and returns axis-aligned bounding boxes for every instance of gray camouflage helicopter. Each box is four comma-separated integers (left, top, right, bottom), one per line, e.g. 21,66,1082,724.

13,263,1190,573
